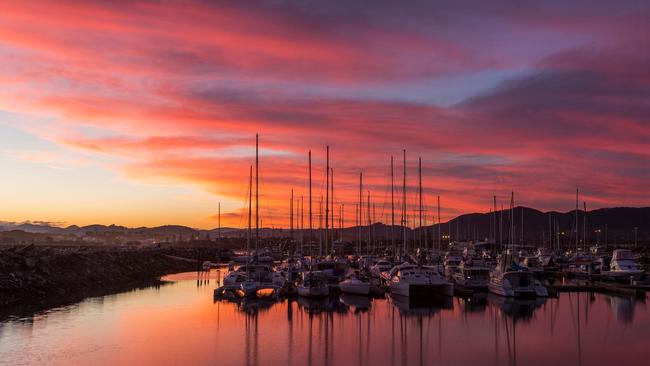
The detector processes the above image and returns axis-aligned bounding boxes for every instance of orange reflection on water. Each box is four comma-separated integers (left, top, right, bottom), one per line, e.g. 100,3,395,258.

1,271,648,366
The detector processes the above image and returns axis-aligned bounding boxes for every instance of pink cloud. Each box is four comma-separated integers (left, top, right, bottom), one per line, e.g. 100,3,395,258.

0,1,647,227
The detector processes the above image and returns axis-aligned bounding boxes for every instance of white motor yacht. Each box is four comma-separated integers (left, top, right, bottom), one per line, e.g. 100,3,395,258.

519,256,544,274
443,252,462,278
297,272,330,297
453,260,490,291
339,269,371,295
603,249,644,280
489,253,548,298
388,263,453,297
370,259,394,276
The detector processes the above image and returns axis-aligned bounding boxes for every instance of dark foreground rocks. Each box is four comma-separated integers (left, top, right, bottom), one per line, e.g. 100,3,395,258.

0,245,202,316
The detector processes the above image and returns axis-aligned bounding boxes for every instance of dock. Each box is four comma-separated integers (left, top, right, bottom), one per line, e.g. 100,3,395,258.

548,281,647,298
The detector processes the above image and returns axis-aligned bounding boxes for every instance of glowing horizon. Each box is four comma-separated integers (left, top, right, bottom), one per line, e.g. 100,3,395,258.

0,1,648,229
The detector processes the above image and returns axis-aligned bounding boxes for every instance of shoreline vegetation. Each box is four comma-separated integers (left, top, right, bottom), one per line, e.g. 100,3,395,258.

0,245,220,319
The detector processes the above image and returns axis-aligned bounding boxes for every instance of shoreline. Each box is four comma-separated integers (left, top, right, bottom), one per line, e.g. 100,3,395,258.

0,245,211,320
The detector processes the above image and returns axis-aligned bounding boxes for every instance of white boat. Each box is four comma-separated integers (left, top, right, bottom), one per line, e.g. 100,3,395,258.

424,266,454,297
388,263,453,297
297,272,330,297
536,248,559,271
443,252,462,278
453,260,490,291
339,269,371,295
239,278,260,297
489,254,548,298
358,255,378,270
462,247,477,260
224,264,285,286
603,249,644,280
519,256,544,273
565,251,597,276
370,259,394,276
312,259,350,286
339,293,371,310
223,263,286,297
220,268,245,286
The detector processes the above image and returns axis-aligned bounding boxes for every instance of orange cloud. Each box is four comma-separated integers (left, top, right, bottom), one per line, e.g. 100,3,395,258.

0,1,647,228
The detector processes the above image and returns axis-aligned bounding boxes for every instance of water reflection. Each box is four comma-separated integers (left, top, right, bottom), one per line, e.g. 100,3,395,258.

605,295,646,324
456,292,488,313
339,294,371,312
0,272,648,366
488,294,547,321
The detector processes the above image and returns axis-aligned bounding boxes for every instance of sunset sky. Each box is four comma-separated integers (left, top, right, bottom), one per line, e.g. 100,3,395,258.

0,0,648,229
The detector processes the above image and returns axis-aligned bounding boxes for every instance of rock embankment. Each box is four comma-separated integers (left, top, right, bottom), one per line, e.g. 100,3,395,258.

0,245,199,310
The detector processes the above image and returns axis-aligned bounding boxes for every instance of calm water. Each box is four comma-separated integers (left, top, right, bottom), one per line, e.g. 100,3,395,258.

1,271,648,366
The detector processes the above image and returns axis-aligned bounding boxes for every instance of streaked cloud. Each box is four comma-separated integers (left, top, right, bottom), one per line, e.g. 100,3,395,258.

0,0,647,227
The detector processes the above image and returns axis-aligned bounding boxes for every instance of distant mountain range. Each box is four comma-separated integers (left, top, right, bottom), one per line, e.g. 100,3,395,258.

0,222,237,237
2,206,648,244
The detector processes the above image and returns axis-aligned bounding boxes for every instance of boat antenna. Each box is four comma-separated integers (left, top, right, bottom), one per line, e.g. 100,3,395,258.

391,155,395,256
510,191,514,254
402,149,407,256
248,165,252,260
575,188,579,252
367,190,371,255
359,172,363,255
331,167,334,255
340,203,344,243
418,157,423,250
437,195,441,251
325,145,329,257
583,201,587,252
290,189,294,243
309,150,313,261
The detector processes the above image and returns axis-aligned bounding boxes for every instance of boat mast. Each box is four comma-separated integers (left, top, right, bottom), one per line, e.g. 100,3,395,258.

402,149,407,255
418,157,423,250
373,203,376,255
255,134,259,253
290,189,294,242
309,150,313,260
340,203,344,242
367,190,371,255
437,195,441,251
548,212,553,249
583,201,587,251
510,191,514,252
248,165,252,258
217,202,220,252
575,188,579,252
319,195,323,255
493,195,497,245
355,203,359,255
325,145,329,257
331,167,334,255
391,155,395,256
359,172,363,255
499,203,503,251
521,205,524,245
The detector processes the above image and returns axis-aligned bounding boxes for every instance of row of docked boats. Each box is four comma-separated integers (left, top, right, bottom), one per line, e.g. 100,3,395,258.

214,244,646,303
217,244,631,300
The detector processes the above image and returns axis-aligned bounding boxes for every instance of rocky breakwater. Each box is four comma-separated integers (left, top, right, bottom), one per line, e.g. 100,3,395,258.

0,245,198,311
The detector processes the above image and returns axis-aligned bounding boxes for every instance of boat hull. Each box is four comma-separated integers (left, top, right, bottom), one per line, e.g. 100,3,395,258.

389,282,453,297
601,270,645,281
297,286,329,297
339,280,371,295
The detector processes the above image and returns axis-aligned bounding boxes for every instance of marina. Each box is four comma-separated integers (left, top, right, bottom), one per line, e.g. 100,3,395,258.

210,136,649,304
